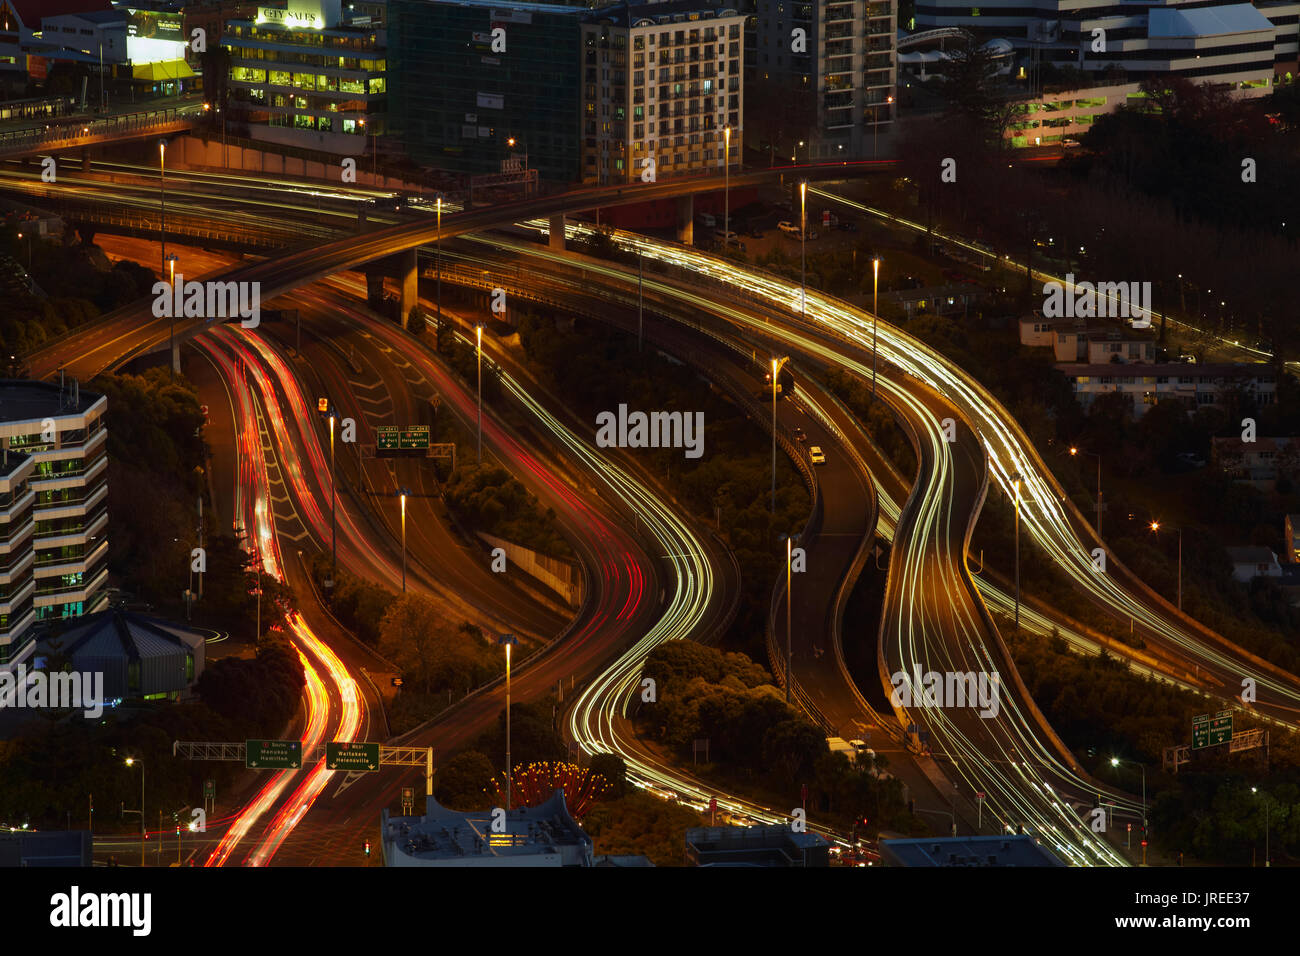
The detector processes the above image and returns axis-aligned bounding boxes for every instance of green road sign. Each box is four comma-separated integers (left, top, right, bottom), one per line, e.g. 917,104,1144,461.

326,741,380,772
204,779,215,798
1210,711,1233,746
377,425,428,456
400,425,429,449
1192,712,1233,750
246,739,302,769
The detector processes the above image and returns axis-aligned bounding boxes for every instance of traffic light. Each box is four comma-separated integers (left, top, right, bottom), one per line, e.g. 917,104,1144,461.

363,840,371,857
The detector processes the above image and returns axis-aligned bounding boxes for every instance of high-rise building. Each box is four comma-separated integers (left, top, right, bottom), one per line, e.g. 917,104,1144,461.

0,380,110,669
388,0,587,182
751,0,896,160
579,1,746,185
222,0,387,155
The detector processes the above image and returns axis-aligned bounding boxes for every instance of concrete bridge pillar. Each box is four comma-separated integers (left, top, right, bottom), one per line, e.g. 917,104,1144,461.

548,214,565,250
675,195,694,245
172,339,182,375
400,248,418,324
366,269,385,308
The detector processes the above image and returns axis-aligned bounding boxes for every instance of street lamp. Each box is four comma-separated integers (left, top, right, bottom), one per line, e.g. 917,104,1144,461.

1012,471,1022,628
158,139,167,280
399,489,407,593
165,253,178,380
1111,755,1147,859
873,95,894,160
799,180,807,315
436,196,442,337
476,325,483,464
770,355,790,514
781,533,798,705
1251,787,1270,867
872,257,880,400
1069,446,1103,538
125,757,144,867
15,231,29,269
1149,521,1182,611
329,412,337,576
723,125,731,251
498,633,518,810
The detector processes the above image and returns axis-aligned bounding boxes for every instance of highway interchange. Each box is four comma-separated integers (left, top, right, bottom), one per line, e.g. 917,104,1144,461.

11,155,1295,867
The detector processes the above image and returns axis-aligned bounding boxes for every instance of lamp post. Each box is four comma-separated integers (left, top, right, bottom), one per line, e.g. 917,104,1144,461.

165,253,178,380
16,231,29,269
158,139,167,280
723,126,731,251
399,489,407,593
1069,446,1103,538
125,758,144,867
476,325,483,464
436,197,442,338
782,534,797,705
770,355,790,514
873,96,893,160
1112,756,1147,852
1013,472,1022,628
872,257,880,400
799,180,807,315
1251,787,1270,867
329,412,337,576
1149,521,1182,611
498,633,517,810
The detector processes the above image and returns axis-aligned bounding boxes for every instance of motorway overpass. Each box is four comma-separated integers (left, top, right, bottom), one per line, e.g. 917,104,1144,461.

28,161,895,381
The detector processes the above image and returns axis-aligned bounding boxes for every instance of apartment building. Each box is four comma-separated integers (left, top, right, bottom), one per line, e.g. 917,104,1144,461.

1019,316,1158,363
751,0,896,160
1059,363,1278,417
580,2,745,184
1212,435,1299,484
0,381,109,668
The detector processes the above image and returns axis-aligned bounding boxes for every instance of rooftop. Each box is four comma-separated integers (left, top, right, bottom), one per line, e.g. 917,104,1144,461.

1148,3,1275,39
585,1,744,27
381,790,593,865
1056,363,1275,377
879,834,1065,867
0,379,103,424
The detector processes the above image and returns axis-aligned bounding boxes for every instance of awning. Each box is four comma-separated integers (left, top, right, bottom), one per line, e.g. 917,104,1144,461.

131,59,195,82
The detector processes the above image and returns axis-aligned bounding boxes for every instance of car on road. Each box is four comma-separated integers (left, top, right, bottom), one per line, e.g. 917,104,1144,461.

793,426,807,443
809,445,826,465
836,220,859,232
778,220,818,240
713,229,745,249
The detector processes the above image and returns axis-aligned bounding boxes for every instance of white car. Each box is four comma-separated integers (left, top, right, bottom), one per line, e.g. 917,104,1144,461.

810,446,826,465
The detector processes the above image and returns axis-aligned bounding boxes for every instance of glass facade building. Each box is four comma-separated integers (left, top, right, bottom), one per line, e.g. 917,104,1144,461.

388,0,586,182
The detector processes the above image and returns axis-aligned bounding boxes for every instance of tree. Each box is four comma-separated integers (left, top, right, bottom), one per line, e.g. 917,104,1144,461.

589,753,629,799
760,718,827,784
434,750,497,810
